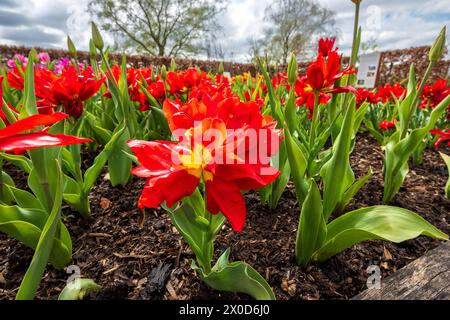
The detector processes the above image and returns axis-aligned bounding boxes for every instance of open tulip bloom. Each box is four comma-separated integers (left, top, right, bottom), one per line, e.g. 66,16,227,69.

128,95,281,299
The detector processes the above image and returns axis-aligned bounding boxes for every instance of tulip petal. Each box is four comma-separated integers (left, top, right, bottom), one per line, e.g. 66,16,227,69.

0,132,91,153
0,112,68,139
206,178,246,232
138,169,199,209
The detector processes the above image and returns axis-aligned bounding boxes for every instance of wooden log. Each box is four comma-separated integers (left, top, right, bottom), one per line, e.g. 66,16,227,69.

354,241,450,300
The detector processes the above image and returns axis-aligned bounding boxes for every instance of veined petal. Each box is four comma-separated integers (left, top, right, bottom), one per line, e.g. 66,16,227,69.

127,139,185,171
214,163,280,190
0,112,68,139
0,132,91,153
138,168,200,209
206,178,246,232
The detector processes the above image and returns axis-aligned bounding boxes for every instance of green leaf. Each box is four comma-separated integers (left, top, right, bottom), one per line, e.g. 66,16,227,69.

383,94,450,202
16,160,65,300
8,185,43,209
284,125,308,205
439,152,450,199
320,100,355,220
0,170,15,204
108,127,132,187
193,249,275,300
83,125,126,194
0,153,32,173
0,211,71,269
58,279,101,300
313,205,448,262
335,167,372,214
295,180,327,267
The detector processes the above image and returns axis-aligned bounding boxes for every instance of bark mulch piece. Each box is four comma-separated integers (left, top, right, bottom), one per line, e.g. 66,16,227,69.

0,132,449,300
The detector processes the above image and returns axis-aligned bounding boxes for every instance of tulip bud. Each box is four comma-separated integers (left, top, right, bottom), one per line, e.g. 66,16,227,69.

89,39,97,59
170,58,177,71
29,48,39,63
67,36,77,57
429,26,446,62
287,52,298,85
218,62,224,75
161,65,167,80
351,0,362,4
91,22,104,51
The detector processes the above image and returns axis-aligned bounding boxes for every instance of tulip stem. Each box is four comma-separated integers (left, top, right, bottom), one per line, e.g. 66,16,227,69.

309,92,320,151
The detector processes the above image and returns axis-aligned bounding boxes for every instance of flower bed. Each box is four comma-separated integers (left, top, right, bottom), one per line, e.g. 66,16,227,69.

0,9,449,301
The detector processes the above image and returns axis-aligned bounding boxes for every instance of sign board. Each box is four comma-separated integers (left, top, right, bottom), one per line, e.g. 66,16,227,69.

356,52,381,89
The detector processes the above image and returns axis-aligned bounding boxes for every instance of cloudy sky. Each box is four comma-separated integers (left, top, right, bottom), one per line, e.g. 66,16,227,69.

0,0,449,62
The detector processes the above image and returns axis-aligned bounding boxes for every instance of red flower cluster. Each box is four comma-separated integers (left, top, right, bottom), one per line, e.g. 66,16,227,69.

129,91,281,231
355,87,379,108
419,79,450,109
376,82,406,104
379,119,396,131
7,65,105,118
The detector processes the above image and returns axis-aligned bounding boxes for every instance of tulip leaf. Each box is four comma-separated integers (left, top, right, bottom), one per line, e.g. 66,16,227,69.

107,127,132,187
439,152,450,199
193,248,275,300
383,94,450,202
7,185,43,210
313,205,448,262
58,279,101,300
0,153,32,173
320,100,355,220
16,160,65,300
83,125,125,194
284,125,308,205
295,180,327,267
335,167,372,214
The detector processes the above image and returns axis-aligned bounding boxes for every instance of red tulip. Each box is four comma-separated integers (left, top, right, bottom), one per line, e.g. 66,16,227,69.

379,120,396,131
318,37,337,57
46,66,105,118
376,83,406,104
0,112,91,154
128,117,280,232
430,129,450,149
419,79,450,109
306,51,355,93
356,87,379,108
294,75,330,119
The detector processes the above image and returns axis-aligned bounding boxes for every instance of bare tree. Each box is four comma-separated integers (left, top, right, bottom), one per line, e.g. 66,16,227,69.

88,0,228,57
262,0,337,64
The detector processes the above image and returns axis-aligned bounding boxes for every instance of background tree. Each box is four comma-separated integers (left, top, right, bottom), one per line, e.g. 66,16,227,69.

261,0,337,64
88,0,227,57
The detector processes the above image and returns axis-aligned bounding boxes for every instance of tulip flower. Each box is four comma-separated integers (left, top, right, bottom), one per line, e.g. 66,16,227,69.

376,82,406,103
318,37,337,57
294,75,330,119
379,119,396,131
356,87,379,108
419,79,450,109
305,50,356,94
430,129,450,149
128,117,280,232
45,66,105,118
0,112,91,154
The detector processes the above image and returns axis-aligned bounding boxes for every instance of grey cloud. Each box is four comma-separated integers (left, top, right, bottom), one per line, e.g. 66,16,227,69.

1,27,63,46
0,9,30,26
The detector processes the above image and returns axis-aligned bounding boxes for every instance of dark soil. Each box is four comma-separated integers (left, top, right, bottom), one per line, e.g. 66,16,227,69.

0,132,449,300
